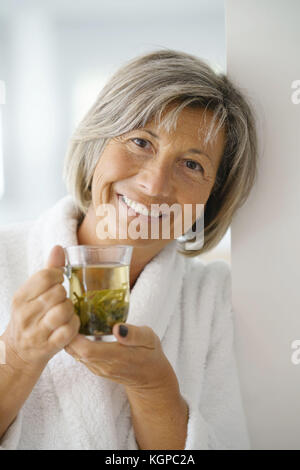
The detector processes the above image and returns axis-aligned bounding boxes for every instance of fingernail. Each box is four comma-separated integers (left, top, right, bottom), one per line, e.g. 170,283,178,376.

119,324,128,337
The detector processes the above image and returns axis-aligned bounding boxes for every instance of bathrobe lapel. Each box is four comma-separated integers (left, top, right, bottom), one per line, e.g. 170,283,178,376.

27,195,186,449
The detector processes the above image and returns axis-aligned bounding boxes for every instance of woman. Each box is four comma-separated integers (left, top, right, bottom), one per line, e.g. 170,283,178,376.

0,49,257,450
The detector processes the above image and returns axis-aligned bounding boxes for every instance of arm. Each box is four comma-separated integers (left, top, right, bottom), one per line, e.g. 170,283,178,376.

0,245,80,448
125,381,189,450
0,334,45,443
65,263,250,450
126,263,250,451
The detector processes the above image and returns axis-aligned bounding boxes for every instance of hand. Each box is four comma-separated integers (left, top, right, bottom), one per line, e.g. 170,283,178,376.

64,323,180,397
2,245,80,372
65,324,189,450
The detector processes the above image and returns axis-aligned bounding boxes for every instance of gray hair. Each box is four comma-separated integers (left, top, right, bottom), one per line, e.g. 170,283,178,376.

63,48,258,257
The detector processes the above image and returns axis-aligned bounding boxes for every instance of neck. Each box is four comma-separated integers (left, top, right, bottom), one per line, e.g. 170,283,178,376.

76,205,171,290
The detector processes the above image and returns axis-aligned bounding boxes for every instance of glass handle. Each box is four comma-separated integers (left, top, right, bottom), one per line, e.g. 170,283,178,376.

63,264,71,279
62,265,71,298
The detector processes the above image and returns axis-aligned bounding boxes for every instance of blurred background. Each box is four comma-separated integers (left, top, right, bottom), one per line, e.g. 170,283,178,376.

0,0,230,264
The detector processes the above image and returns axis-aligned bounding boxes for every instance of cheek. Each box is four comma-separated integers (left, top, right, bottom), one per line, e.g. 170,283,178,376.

177,186,212,223
94,153,132,186
177,185,210,206
92,150,137,207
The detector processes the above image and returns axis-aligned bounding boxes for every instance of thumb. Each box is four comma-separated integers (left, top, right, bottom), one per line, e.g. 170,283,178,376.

45,245,66,269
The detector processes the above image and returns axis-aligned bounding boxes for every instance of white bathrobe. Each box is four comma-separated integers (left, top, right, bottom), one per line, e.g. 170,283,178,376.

0,195,250,450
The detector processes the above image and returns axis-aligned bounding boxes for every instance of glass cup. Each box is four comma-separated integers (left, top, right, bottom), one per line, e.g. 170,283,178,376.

63,245,133,342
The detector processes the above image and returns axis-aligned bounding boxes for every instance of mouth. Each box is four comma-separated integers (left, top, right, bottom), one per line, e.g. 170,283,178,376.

116,193,165,220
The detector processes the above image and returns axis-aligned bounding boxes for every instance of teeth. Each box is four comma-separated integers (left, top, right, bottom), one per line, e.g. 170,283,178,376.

122,195,161,218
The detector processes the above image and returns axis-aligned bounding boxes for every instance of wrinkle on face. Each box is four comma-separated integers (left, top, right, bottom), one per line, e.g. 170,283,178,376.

87,105,225,244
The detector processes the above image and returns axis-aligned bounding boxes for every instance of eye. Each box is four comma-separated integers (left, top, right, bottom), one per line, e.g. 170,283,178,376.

184,160,204,173
131,138,151,149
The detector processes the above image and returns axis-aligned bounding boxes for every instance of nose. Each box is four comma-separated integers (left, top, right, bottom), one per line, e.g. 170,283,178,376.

135,162,172,198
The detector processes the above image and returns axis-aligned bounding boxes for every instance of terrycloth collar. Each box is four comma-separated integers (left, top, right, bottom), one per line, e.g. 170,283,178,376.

25,195,187,449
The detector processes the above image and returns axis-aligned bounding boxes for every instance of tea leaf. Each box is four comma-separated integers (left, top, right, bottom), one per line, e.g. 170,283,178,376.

73,288,129,336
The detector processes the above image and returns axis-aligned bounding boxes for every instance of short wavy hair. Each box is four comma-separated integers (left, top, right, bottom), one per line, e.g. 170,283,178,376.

63,48,258,257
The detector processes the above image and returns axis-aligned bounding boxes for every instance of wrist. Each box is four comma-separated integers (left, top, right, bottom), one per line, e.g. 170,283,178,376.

125,367,181,405
0,332,47,378
125,387,189,450
125,380,185,419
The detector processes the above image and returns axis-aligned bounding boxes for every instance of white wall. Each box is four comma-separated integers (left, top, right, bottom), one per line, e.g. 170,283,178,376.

226,0,300,449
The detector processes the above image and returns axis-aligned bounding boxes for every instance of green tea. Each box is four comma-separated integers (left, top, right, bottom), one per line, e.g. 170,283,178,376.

69,264,130,337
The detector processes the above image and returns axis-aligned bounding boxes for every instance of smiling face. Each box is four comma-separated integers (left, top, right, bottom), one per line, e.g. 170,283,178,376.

89,105,225,248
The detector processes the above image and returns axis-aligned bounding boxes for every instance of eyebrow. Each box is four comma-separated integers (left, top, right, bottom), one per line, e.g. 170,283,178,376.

142,129,213,164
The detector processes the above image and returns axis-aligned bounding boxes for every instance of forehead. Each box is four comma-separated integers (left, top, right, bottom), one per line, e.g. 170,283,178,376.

146,105,226,168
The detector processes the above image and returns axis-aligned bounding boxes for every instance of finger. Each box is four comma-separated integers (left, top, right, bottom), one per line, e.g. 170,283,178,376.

112,323,158,349
39,298,75,335
37,282,67,311
15,268,64,303
64,334,119,362
45,245,65,269
21,245,65,304
48,314,80,350
22,282,67,326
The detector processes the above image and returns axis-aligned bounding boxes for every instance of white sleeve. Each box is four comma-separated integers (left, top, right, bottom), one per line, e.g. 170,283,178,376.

183,263,251,450
0,411,23,450
0,228,25,450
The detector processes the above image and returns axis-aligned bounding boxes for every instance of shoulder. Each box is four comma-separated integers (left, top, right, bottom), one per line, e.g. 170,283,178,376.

189,256,231,278
204,259,232,305
200,260,234,347
183,256,231,301
181,256,233,338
